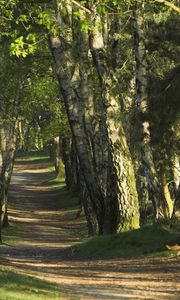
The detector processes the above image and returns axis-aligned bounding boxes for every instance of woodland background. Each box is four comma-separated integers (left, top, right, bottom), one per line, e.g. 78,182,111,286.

0,0,180,240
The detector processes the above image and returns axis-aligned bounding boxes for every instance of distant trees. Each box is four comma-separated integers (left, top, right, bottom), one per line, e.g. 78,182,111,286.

0,0,179,241
0,56,24,239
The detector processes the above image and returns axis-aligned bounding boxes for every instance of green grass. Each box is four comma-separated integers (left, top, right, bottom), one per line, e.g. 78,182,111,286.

71,225,180,259
16,150,52,165
0,266,76,300
13,151,180,262
44,177,80,210
2,224,24,245
0,152,80,299
44,177,65,188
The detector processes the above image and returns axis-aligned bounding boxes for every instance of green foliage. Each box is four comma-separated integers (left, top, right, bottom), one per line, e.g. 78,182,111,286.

10,36,27,57
37,10,54,28
21,68,68,146
0,0,179,238
80,19,92,31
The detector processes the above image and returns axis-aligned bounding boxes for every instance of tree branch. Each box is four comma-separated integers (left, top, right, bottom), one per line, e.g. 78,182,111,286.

71,0,91,14
155,0,180,13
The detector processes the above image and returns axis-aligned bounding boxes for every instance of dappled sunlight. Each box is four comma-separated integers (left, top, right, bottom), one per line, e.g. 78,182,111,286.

3,257,180,299
2,158,86,251
0,156,179,300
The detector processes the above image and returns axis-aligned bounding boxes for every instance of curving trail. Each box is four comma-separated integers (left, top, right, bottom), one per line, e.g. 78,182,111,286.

0,157,180,300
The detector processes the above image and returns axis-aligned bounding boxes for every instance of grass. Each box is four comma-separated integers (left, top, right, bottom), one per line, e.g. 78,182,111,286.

71,225,180,259
0,152,81,299
6,150,180,263
16,150,52,165
0,266,76,300
2,224,24,245
44,177,80,210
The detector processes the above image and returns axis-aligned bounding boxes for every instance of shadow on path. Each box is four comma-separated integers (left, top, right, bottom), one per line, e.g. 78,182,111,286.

0,157,180,300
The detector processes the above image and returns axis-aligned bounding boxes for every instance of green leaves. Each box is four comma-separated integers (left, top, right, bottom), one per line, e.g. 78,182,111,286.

16,14,29,24
10,34,38,57
37,11,53,28
80,19,92,31
26,33,36,43
10,36,26,57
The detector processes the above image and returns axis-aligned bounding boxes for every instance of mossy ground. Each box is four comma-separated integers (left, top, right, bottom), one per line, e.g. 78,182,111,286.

71,225,180,259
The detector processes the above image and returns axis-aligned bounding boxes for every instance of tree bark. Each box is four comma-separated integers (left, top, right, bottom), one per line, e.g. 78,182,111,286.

89,9,140,233
62,137,79,194
133,2,167,221
77,165,98,236
0,77,22,228
48,2,105,234
0,127,4,242
172,184,180,220
54,136,65,178
1,123,17,227
172,153,180,192
160,164,174,218
171,153,180,220
62,137,73,190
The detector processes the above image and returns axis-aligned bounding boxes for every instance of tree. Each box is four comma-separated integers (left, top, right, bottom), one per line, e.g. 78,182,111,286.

0,0,179,241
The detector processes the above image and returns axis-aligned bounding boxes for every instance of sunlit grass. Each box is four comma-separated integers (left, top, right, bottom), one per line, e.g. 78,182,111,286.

0,266,75,300
16,150,52,164
44,177,65,188
71,225,180,259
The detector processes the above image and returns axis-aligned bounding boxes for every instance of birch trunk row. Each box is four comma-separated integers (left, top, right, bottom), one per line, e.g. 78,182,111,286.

49,0,140,234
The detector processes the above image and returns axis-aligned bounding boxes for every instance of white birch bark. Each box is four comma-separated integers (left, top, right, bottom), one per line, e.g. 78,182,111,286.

49,1,105,234
89,9,140,232
133,2,172,220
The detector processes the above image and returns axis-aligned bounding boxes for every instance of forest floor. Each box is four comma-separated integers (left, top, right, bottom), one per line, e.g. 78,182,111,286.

0,155,180,300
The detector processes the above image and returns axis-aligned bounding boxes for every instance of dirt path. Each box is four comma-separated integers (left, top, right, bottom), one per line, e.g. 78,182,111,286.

0,158,180,299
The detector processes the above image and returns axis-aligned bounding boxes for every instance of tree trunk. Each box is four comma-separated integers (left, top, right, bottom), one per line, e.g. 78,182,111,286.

172,153,180,192
0,77,21,228
1,124,17,227
2,195,9,227
133,2,167,221
18,120,25,151
48,3,105,234
0,128,4,243
136,167,149,225
0,127,8,228
78,166,98,236
172,184,180,220
62,137,73,190
54,136,65,179
160,164,174,218
89,10,140,233
171,153,180,220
